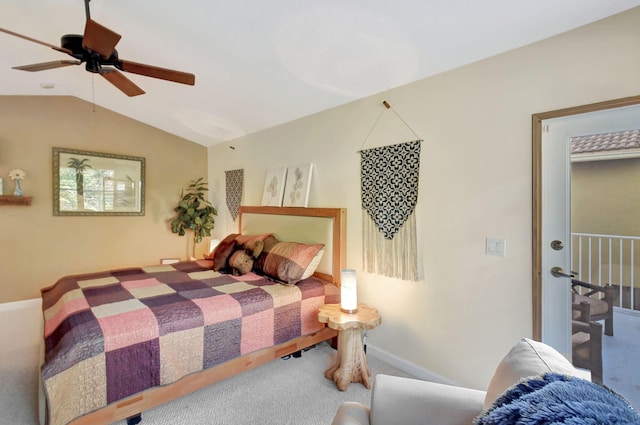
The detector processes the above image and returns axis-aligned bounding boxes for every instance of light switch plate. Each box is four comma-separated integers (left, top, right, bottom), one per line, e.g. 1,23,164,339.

486,238,506,257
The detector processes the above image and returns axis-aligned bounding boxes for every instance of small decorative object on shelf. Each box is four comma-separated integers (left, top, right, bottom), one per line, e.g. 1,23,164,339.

8,168,26,197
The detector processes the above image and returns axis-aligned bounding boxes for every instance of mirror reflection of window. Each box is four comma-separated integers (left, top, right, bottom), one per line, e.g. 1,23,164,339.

53,148,145,216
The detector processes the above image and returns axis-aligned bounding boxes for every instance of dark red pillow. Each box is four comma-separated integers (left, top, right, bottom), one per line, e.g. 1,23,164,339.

207,233,239,271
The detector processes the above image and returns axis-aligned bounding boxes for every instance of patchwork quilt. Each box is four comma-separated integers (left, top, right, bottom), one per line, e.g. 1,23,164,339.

41,260,338,425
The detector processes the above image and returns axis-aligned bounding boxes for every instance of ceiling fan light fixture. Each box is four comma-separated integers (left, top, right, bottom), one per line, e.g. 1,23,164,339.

85,57,100,73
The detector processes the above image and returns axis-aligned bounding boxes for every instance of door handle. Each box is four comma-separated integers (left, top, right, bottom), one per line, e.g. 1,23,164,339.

550,267,576,278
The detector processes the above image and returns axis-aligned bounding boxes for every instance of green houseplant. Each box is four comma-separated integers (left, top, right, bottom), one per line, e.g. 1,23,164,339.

170,178,218,258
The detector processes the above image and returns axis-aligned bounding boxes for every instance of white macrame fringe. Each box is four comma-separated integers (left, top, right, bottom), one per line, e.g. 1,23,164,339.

363,210,419,281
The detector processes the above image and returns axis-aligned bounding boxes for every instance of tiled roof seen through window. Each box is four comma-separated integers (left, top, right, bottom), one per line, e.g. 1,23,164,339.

571,129,640,154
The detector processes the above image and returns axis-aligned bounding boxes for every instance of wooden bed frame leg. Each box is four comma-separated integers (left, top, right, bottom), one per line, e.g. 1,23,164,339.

127,413,142,425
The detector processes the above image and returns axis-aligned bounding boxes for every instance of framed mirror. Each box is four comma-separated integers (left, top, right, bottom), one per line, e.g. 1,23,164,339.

53,147,145,216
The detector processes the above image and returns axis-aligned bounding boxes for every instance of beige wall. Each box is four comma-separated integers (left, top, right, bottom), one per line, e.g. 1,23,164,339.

208,8,640,389
0,96,209,303
572,158,640,236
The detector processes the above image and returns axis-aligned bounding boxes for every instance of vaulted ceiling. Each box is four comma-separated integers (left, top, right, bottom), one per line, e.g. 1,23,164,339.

2,1,639,147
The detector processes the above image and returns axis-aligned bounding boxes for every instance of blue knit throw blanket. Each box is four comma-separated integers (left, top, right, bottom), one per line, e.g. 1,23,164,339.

474,373,640,424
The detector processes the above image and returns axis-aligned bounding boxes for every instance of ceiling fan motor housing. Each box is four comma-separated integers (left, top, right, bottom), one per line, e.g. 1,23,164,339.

61,35,84,56
61,34,119,73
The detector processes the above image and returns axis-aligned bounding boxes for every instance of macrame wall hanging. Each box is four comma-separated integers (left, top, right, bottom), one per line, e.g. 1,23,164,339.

360,101,422,281
225,169,244,221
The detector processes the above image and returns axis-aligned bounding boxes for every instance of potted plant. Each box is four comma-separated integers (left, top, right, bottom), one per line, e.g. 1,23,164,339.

170,178,218,258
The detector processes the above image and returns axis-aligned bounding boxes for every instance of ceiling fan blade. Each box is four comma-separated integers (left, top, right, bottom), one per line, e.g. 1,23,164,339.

117,60,195,86
13,60,81,72
0,27,73,55
83,19,121,58
100,68,145,97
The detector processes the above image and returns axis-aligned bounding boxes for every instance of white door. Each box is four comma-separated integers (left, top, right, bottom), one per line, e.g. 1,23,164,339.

540,104,640,356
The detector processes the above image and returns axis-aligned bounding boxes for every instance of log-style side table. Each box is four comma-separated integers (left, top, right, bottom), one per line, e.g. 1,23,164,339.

318,303,381,391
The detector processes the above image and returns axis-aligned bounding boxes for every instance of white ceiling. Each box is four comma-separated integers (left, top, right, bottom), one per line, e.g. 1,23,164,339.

2,1,639,147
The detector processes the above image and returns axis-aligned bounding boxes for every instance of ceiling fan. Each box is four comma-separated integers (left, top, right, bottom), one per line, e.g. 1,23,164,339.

0,0,195,96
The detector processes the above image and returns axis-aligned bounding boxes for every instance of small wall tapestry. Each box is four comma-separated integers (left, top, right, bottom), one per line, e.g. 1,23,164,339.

360,140,421,281
225,168,244,221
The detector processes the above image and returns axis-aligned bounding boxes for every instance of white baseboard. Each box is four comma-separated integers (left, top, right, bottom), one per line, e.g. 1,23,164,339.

366,343,457,386
0,298,41,313
0,298,42,347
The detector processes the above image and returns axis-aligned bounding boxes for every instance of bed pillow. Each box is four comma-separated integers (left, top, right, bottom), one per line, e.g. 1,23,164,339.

256,238,325,285
483,338,580,409
300,248,325,280
207,233,239,271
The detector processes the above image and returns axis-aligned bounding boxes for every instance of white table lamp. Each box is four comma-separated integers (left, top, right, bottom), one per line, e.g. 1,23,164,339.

341,269,358,313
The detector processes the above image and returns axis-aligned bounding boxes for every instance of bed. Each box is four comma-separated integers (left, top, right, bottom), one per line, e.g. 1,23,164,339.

39,206,346,425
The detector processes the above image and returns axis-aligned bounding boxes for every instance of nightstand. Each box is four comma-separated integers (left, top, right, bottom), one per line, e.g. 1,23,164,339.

318,303,381,391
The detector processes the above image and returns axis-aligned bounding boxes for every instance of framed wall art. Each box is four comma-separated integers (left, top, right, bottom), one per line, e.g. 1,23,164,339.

283,163,313,208
53,147,145,216
261,167,287,206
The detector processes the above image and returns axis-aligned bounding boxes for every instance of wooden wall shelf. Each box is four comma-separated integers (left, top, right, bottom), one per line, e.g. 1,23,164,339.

0,195,32,206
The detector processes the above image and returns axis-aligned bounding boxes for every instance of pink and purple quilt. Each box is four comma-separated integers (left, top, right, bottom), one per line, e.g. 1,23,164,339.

41,260,338,425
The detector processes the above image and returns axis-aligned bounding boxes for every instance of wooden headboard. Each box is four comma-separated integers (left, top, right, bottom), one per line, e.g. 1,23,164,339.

238,206,346,285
